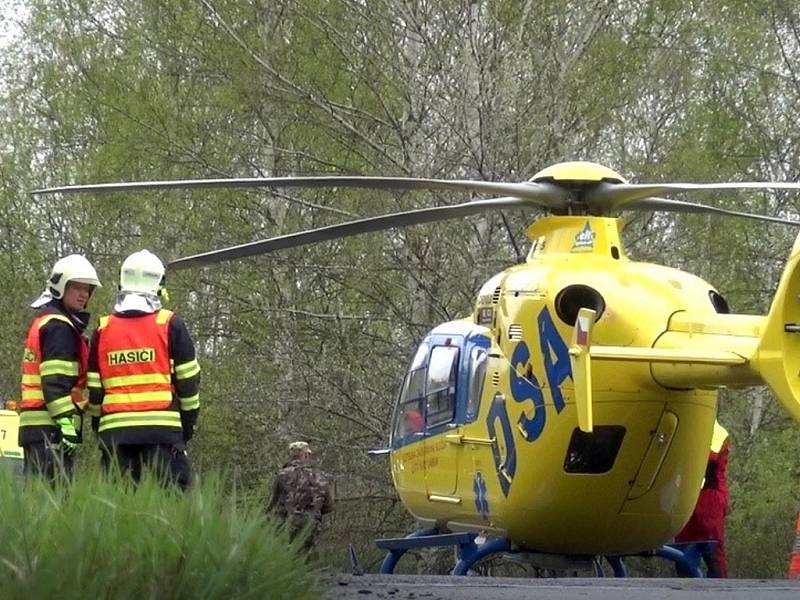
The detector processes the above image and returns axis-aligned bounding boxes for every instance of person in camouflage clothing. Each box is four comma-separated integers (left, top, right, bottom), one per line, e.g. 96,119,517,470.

267,441,333,551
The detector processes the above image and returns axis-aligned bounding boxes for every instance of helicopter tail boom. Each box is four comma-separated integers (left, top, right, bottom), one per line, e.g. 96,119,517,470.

569,234,800,424
752,235,800,422
569,309,756,420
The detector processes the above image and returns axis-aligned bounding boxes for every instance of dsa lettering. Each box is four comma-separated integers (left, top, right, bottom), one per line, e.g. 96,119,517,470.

486,306,572,497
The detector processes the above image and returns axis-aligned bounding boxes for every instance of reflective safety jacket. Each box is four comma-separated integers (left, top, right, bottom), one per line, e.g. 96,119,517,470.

88,308,200,447
19,304,88,445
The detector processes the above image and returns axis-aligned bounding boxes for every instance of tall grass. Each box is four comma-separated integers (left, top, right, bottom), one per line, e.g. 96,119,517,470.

0,465,320,600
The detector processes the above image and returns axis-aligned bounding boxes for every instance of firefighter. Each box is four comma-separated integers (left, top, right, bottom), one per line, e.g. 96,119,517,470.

675,420,731,577
267,441,334,552
87,250,199,490
19,254,102,478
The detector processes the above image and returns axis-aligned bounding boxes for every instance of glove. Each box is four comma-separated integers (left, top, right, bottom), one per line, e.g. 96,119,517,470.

181,412,196,443
55,417,81,454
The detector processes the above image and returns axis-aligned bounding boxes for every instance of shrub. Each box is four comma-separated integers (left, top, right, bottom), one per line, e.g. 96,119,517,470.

0,466,320,600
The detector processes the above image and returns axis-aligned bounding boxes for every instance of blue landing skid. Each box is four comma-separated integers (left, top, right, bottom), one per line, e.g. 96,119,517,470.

604,541,717,578
375,529,510,575
376,529,715,578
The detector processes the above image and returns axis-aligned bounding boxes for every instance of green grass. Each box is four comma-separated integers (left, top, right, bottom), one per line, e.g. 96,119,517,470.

0,465,321,600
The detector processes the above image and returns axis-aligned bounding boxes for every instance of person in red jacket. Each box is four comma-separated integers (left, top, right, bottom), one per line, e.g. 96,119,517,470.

675,420,731,577
87,250,199,490
19,254,102,479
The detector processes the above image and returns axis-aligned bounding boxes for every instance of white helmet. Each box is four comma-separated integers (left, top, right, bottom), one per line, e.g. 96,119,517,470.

47,254,102,299
119,250,165,296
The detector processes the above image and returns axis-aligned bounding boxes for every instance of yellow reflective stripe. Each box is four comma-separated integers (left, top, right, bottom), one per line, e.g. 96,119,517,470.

87,403,102,417
156,309,173,324
174,359,200,380
87,372,102,388
47,395,74,417
37,314,74,329
21,390,44,400
21,374,41,385
102,373,171,388
98,315,110,330
40,359,80,377
179,394,200,411
103,391,173,405
20,410,55,427
98,411,182,432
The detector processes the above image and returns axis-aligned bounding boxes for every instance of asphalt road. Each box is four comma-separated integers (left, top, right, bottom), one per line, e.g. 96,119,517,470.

325,575,800,599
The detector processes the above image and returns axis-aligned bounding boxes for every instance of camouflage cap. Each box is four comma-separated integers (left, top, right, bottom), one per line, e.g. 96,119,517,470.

289,441,311,454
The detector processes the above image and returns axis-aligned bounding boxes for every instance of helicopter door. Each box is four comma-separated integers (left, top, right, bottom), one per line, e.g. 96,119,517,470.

424,343,461,498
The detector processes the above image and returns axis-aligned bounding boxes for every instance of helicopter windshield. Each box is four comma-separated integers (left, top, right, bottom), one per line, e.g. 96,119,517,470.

399,342,429,403
408,343,429,371
391,338,466,445
392,343,429,443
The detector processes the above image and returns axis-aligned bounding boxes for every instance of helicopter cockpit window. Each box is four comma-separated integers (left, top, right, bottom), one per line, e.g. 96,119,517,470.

393,370,426,441
466,348,487,422
392,343,429,442
400,367,426,405
426,345,459,428
397,399,424,437
408,342,429,370
398,343,429,406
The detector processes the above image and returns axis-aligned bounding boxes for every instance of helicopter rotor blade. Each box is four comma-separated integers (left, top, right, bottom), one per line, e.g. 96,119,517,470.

587,181,800,214
625,196,800,226
169,196,534,270
32,176,571,211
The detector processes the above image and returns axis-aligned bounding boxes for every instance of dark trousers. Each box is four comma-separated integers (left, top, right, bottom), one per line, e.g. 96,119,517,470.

275,512,321,553
101,443,192,491
22,440,74,482
702,543,727,578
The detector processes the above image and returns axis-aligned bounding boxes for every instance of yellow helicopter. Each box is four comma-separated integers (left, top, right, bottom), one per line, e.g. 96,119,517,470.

35,161,800,570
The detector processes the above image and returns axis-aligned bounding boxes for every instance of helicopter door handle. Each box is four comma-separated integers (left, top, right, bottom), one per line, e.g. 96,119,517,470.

445,433,495,446
462,436,495,446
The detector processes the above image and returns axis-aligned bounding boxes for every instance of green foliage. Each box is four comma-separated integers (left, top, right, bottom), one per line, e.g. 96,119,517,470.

0,467,320,600
727,426,800,578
